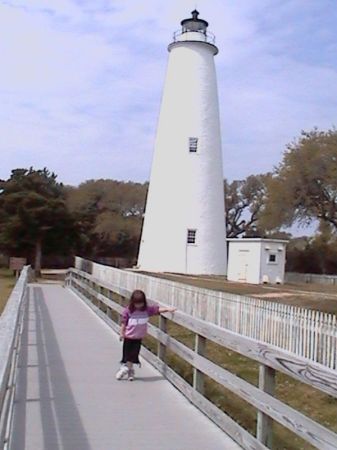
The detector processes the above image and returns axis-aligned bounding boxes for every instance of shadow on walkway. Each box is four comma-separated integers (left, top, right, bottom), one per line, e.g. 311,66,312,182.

11,286,92,450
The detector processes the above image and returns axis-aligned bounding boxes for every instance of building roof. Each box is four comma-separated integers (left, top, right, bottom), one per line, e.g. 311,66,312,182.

226,238,289,244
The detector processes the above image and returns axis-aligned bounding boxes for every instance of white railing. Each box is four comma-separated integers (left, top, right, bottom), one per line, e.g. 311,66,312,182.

0,266,30,450
75,257,337,370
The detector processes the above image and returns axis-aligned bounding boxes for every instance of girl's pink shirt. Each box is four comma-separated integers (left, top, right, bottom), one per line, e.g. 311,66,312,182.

121,304,160,339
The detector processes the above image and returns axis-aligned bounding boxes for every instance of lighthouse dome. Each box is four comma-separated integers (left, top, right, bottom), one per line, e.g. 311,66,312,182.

181,9,208,33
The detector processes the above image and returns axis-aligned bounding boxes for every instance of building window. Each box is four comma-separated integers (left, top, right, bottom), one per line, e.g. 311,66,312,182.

268,254,277,263
187,229,197,244
189,137,198,152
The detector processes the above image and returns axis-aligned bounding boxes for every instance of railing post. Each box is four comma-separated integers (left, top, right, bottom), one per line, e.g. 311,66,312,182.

65,271,71,287
115,291,123,325
157,315,167,361
99,286,104,310
257,364,275,447
193,334,206,395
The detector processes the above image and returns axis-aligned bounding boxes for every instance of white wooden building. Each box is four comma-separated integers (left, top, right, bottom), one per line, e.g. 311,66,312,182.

227,238,288,284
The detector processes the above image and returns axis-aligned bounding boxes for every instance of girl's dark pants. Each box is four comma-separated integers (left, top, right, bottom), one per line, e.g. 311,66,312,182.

121,338,142,364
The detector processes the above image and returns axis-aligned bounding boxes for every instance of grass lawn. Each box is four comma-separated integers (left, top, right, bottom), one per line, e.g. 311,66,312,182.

0,268,16,314
139,271,337,314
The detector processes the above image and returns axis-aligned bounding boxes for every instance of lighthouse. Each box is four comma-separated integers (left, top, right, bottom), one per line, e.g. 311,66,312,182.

137,10,227,275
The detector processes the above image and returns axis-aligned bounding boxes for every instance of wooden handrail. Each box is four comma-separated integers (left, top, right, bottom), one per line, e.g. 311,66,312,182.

66,268,337,450
0,266,31,450
73,257,337,370
68,268,337,397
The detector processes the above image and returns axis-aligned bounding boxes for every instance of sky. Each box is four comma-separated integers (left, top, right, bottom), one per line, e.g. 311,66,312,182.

1,0,337,188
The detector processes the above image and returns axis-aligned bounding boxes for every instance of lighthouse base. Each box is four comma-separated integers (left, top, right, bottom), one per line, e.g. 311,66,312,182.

138,268,227,276
137,256,227,276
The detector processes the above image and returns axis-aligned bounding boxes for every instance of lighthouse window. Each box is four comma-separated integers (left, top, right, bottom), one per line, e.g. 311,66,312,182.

187,229,197,244
189,137,198,153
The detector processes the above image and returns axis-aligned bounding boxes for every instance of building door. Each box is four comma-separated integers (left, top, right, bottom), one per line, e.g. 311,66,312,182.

238,250,249,282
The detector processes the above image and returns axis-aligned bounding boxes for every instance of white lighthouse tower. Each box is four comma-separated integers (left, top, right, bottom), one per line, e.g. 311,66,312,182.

137,10,227,275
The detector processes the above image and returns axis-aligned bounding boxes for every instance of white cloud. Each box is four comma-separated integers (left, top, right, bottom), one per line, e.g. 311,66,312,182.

1,0,337,185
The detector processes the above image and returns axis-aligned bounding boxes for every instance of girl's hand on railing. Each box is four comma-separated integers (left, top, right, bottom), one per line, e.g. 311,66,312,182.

159,306,177,314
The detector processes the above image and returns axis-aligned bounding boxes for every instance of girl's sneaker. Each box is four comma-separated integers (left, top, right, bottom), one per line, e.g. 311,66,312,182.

128,368,135,381
116,365,129,380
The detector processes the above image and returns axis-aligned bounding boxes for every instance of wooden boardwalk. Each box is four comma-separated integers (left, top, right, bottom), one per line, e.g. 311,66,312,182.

10,284,240,450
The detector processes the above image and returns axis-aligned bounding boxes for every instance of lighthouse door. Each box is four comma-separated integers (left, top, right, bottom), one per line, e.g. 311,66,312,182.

238,250,249,282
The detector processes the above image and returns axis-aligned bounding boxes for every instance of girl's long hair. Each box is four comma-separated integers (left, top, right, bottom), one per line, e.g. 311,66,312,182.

128,290,147,312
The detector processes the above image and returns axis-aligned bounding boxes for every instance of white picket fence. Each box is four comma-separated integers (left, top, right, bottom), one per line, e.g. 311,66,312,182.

75,257,337,370
286,271,337,285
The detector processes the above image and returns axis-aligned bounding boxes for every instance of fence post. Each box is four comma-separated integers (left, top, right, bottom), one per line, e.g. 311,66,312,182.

193,334,206,395
257,364,275,447
157,315,167,361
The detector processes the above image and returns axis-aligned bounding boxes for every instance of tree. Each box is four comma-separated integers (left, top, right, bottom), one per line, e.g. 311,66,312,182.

286,228,337,274
66,179,148,258
224,174,270,237
0,168,78,274
263,128,337,231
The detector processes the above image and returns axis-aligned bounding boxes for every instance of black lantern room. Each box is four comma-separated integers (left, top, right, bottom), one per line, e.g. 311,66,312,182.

180,10,208,34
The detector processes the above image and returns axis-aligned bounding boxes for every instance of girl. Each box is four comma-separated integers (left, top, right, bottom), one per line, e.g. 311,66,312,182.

116,289,176,381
